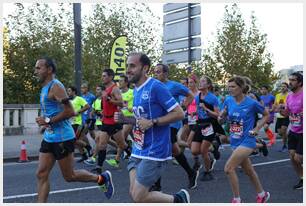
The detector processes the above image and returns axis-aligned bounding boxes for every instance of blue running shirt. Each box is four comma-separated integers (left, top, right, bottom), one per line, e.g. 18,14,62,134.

81,92,96,124
260,93,275,122
40,79,75,143
223,96,264,149
132,78,178,161
195,92,219,120
164,80,190,129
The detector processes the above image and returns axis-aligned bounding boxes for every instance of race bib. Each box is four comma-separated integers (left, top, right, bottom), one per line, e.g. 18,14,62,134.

289,113,302,127
230,121,243,139
201,124,214,136
188,115,197,125
133,128,144,150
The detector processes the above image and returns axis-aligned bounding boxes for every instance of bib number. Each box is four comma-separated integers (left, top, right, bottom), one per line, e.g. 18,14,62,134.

201,124,214,136
230,122,243,139
133,129,144,150
290,113,302,127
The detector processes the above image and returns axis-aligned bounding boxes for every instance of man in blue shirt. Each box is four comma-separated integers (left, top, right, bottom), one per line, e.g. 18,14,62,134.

115,52,190,203
34,57,113,202
154,63,198,190
81,82,96,155
260,85,276,146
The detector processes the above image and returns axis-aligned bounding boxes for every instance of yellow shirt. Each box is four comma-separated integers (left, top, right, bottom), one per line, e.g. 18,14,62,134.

275,92,288,118
70,96,88,125
121,88,134,117
92,98,102,125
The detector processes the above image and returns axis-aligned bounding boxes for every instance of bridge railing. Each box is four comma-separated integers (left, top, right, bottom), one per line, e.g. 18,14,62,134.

3,104,41,136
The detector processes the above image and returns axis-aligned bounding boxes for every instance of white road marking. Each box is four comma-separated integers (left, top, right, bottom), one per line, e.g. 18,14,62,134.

252,158,290,167
3,185,99,200
3,157,291,200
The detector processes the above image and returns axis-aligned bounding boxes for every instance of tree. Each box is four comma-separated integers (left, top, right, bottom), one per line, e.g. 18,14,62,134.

4,3,75,103
202,4,278,90
82,3,162,89
4,3,162,103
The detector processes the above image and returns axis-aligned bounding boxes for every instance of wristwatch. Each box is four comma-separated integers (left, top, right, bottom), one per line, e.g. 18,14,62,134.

152,118,158,126
44,117,51,124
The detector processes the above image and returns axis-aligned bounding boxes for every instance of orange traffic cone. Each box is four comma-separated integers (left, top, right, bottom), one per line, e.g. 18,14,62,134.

18,140,29,162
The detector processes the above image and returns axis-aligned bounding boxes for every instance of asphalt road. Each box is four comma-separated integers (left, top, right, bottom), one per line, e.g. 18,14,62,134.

3,141,303,203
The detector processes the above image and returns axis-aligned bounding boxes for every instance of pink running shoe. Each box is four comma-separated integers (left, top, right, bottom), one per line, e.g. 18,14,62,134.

231,198,241,203
256,191,270,203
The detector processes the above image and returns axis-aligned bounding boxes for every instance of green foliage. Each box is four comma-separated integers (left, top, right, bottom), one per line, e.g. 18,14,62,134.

4,3,162,103
4,3,74,104
82,3,162,89
201,4,278,90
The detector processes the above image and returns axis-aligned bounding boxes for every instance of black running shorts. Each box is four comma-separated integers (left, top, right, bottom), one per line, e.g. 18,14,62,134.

275,117,290,132
39,139,75,160
100,123,123,136
288,131,303,155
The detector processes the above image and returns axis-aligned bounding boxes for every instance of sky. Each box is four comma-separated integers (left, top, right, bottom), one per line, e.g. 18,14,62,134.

3,2,303,72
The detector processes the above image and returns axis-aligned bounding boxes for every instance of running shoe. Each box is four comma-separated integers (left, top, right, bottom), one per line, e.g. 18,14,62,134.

231,198,242,203
84,156,96,166
188,170,199,189
200,171,214,181
293,179,303,190
258,139,268,157
174,189,190,203
106,159,120,168
99,170,114,199
249,151,260,157
256,191,270,203
208,158,217,172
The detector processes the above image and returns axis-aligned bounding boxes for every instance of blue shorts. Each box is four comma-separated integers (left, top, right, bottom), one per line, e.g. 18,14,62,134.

230,136,256,150
127,157,167,188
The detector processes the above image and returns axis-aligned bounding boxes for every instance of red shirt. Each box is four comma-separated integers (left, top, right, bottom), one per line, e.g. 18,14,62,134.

102,83,119,125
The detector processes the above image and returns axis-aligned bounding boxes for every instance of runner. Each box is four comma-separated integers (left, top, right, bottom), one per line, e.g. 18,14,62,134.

187,75,221,181
67,86,91,162
115,52,190,203
106,74,133,168
153,63,198,190
92,68,130,174
179,74,202,171
219,76,270,203
34,57,113,202
280,72,303,190
260,85,276,146
273,82,290,152
80,82,96,155
84,85,105,166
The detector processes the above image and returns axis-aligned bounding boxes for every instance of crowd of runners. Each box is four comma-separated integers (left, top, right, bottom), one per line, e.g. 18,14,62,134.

34,52,303,203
